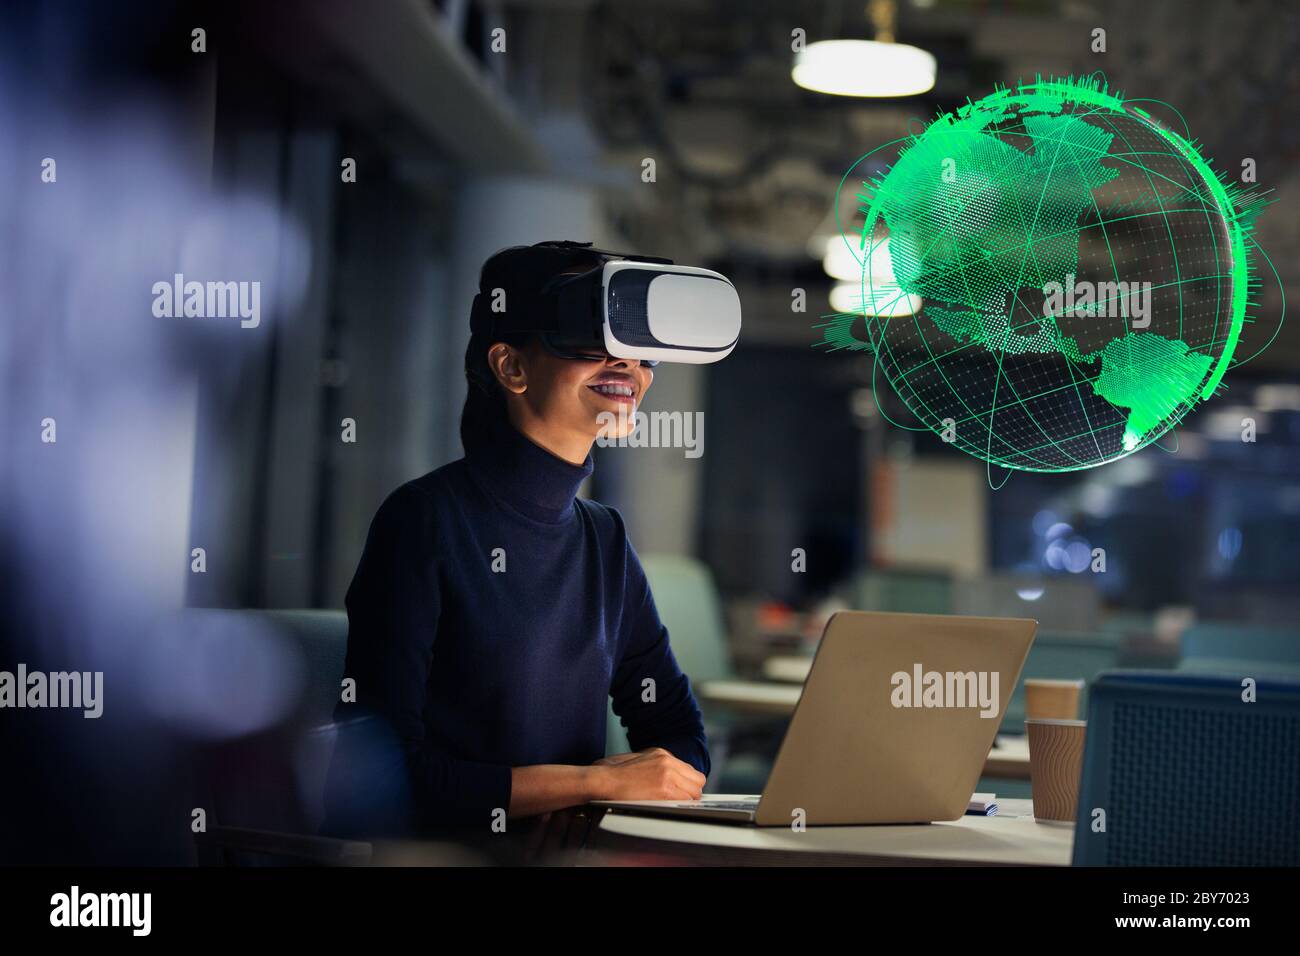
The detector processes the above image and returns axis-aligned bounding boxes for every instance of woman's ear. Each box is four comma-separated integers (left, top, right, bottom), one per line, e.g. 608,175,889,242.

486,342,528,395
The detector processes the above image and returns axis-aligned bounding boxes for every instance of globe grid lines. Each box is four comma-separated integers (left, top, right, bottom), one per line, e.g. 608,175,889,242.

817,74,1265,476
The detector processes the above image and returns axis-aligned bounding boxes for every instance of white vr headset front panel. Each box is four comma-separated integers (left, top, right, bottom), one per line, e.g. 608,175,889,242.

600,260,742,364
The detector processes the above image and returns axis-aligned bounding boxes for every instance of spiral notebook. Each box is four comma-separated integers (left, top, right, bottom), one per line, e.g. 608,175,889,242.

966,793,999,816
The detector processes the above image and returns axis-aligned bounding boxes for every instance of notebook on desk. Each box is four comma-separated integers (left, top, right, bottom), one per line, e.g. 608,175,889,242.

966,793,998,816
594,610,1036,826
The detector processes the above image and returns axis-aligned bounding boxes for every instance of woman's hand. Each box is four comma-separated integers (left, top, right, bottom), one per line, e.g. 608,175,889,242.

510,750,704,817
590,747,706,801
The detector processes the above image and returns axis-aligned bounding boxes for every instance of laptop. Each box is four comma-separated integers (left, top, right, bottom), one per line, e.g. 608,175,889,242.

593,610,1036,825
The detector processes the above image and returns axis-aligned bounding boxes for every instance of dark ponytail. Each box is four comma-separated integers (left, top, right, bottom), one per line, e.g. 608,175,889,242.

459,331,520,454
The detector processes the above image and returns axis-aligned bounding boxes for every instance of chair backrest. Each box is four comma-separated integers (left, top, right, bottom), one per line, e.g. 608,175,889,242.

853,569,952,615
1179,622,1300,678
999,630,1122,735
608,556,730,756
184,607,349,728
1073,671,1300,866
259,609,350,726
185,608,349,839
953,573,1101,633
639,554,732,684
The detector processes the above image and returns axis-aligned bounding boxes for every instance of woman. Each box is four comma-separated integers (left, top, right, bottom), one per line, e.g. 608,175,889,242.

324,241,708,839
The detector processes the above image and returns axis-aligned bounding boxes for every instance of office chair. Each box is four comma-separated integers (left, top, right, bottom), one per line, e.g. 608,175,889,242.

852,568,953,615
999,630,1123,736
1178,621,1300,680
609,554,733,759
1072,670,1300,866
618,554,772,793
186,608,370,865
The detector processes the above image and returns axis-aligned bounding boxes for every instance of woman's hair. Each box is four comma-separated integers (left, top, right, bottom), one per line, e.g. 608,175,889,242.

459,244,603,452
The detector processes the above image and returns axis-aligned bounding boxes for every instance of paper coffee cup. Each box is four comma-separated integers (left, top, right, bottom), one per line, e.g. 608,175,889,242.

1024,678,1084,721
1026,718,1086,823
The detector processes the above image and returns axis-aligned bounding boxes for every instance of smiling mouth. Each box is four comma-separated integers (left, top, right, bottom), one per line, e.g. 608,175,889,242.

588,383,636,399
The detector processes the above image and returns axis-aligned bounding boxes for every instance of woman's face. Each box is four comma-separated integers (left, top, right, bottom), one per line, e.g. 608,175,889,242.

508,343,654,441
487,258,654,452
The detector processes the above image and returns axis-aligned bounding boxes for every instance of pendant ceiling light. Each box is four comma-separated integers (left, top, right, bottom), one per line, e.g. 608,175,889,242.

792,0,936,98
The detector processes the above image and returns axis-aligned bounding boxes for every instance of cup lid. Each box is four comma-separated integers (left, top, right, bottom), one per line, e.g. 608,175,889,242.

1024,678,1086,687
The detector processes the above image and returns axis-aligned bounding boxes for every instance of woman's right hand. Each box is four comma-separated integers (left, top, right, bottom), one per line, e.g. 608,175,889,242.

591,747,706,801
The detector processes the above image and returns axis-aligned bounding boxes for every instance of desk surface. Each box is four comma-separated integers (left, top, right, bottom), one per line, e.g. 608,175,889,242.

984,734,1031,778
761,655,814,684
698,678,802,714
594,797,1072,866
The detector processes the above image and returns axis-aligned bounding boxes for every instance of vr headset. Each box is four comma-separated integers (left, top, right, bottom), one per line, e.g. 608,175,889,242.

470,241,741,366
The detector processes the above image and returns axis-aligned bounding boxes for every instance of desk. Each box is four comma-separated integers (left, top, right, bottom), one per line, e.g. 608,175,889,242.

984,734,1032,779
761,655,814,683
697,679,802,715
589,798,1072,866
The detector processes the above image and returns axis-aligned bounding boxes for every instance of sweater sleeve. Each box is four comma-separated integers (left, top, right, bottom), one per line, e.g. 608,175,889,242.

608,537,712,777
334,484,512,829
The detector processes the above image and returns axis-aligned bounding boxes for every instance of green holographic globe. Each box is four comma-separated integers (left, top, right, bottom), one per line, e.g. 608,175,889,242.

820,76,1264,473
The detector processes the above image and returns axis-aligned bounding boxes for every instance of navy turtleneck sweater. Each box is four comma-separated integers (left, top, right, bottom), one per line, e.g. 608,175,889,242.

326,410,709,835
